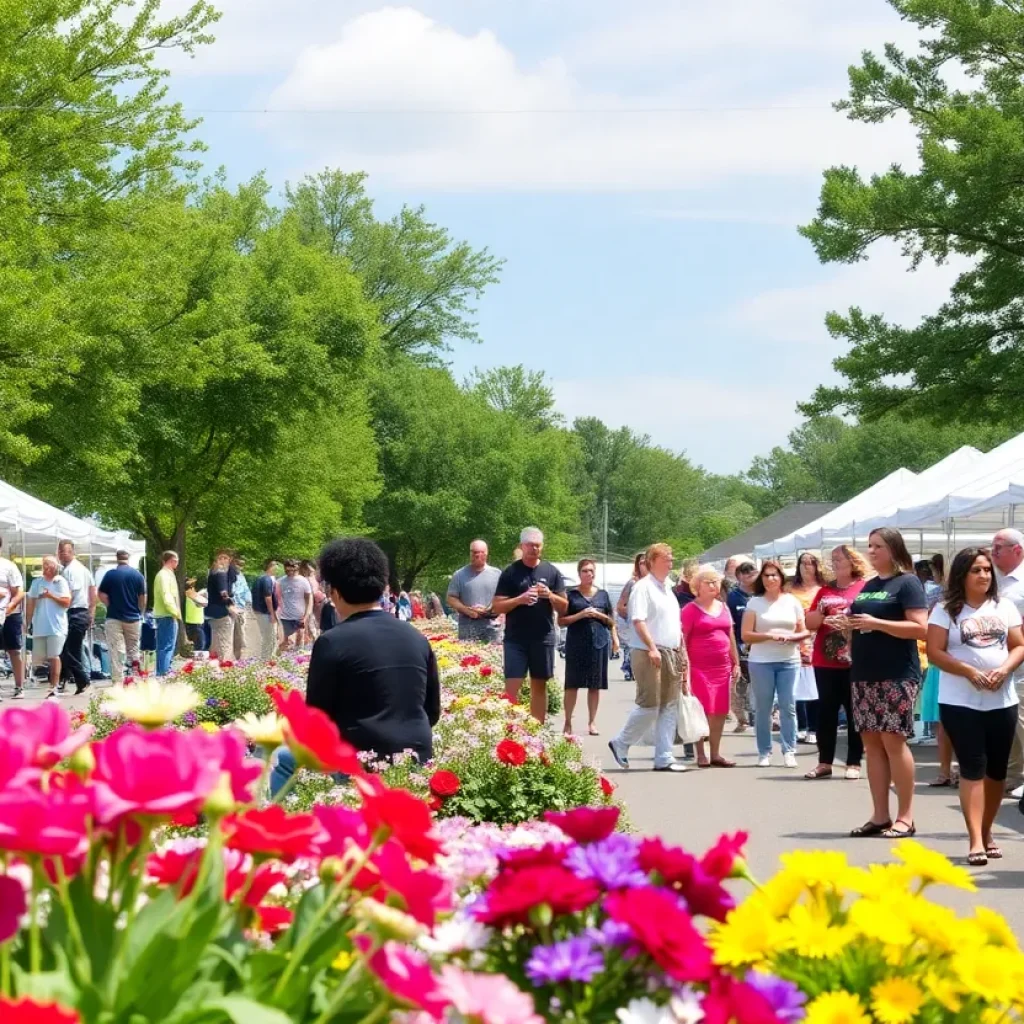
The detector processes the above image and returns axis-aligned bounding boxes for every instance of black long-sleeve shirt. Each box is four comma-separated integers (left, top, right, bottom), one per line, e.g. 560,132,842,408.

305,609,440,762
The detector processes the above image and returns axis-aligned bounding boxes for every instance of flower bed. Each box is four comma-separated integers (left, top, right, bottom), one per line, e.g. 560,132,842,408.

1,695,1022,1024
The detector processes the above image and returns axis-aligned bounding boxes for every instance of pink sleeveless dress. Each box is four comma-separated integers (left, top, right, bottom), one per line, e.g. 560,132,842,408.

681,601,733,717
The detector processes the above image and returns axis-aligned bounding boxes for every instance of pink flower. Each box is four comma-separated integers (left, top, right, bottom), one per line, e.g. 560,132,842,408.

1,704,94,770
544,807,619,844
194,729,262,804
0,788,90,859
437,966,543,1024
0,733,34,789
91,725,221,824
356,938,449,1019
0,873,27,941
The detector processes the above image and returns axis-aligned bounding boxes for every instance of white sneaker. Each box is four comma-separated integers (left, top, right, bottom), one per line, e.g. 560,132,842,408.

757,755,771,768
1009,784,1024,800
784,752,798,768
796,730,807,742
805,731,817,745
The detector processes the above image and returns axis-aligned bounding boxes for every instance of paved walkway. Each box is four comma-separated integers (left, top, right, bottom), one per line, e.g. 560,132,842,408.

576,658,1024,932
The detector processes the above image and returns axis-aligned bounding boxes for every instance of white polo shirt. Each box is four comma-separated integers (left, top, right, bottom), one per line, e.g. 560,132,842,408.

628,574,682,650
0,557,24,625
61,558,95,611
997,564,1024,684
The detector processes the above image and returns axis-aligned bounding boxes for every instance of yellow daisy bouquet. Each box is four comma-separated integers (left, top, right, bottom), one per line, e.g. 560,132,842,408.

710,841,1024,1024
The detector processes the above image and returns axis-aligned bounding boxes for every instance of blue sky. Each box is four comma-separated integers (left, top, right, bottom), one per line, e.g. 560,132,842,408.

160,0,959,473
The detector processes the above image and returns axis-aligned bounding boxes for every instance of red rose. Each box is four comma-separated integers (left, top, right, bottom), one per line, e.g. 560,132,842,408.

600,776,615,797
266,686,363,776
223,805,324,862
606,888,713,982
701,831,749,881
476,865,600,927
181,662,194,674
545,807,620,844
355,775,442,864
428,770,460,799
427,796,443,813
480,665,493,677
0,998,80,1024
638,838,734,922
460,655,482,668
220,660,234,668
495,739,527,766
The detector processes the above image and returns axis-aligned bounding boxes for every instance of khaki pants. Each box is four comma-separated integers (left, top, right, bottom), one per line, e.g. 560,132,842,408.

256,613,277,661
632,647,683,708
105,619,141,686
1005,678,1024,787
232,608,248,661
210,616,235,661
613,646,683,769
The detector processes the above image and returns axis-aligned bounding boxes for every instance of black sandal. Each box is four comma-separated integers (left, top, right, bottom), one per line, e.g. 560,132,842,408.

968,851,988,866
986,844,1003,860
882,819,917,839
850,819,892,837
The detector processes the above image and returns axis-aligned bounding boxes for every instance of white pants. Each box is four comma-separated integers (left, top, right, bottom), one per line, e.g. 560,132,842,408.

105,619,141,686
209,616,234,661
232,608,248,661
256,614,277,661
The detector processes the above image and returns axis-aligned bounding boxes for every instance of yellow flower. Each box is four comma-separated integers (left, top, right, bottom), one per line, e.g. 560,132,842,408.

332,950,354,971
104,679,200,726
842,863,914,899
848,897,914,948
437,656,455,669
233,712,285,747
922,971,961,1013
893,840,976,892
198,721,220,733
782,903,853,960
953,946,1024,1005
754,871,805,917
805,991,871,1024
709,902,785,968
973,907,1020,952
870,978,925,1024
779,850,850,890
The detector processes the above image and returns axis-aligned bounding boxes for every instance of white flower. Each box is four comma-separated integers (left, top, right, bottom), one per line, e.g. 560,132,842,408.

671,989,706,1024
103,679,199,726
419,915,492,955
233,712,285,747
616,999,683,1024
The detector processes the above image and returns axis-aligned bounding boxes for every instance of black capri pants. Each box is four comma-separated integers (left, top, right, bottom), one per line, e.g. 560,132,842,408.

939,703,1017,782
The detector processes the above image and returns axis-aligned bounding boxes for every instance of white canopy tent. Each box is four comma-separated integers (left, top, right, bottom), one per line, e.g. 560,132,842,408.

754,467,918,558
0,479,145,561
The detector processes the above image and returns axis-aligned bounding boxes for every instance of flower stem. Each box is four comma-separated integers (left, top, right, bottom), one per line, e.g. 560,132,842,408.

311,957,376,1024
270,768,300,805
54,859,91,981
29,864,41,973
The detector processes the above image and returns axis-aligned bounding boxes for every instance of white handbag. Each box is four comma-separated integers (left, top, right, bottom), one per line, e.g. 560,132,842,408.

676,693,710,744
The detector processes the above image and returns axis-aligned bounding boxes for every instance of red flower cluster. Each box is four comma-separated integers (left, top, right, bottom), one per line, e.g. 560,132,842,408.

266,685,364,776
428,770,461,801
545,807,619,844
495,739,527,766
479,665,493,677
223,805,325,862
460,654,482,668
477,865,600,928
356,775,443,864
638,837,738,921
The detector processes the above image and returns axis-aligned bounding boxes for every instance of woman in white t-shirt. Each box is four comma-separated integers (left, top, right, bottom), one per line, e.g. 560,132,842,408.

742,560,808,769
926,547,1024,866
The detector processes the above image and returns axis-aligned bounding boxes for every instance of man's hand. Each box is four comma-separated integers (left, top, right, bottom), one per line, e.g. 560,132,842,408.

465,607,480,619
648,647,662,669
536,582,551,600
521,587,539,606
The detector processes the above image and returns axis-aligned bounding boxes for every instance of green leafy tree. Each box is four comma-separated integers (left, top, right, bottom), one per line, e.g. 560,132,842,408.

285,169,503,359
801,0,1024,426
466,365,563,430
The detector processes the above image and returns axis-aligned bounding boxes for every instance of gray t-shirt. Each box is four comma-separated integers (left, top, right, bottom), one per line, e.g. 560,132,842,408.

448,564,502,642
278,574,312,621
29,575,70,638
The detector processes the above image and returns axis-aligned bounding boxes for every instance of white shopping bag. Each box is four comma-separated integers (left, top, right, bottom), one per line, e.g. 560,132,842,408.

676,693,710,745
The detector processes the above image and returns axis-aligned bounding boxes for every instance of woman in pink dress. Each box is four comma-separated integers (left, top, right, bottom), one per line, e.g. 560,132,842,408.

682,565,742,768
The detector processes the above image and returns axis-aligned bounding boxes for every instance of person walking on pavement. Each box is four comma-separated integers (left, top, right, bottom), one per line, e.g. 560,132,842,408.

447,540,502,643
205,550,236,661
152,550,182,676
492,527,569,723
231,554,252,660
0,537,27,699
992,529,1024,798
608,542,691,774
56,540,96,695
27,555,72,699
278,558,313,651
98,550,147,685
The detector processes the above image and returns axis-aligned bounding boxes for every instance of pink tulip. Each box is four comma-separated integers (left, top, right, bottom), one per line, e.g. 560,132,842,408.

194,729,262,804
91,725,222,824
356,938,449,1019
1,703,94,770
0,788,89,858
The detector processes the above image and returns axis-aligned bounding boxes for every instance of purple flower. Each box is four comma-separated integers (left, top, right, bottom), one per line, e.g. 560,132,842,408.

205,697,219,707
745,971,807,1022
525,936,604,986
565,834,647,890
587,918,634,948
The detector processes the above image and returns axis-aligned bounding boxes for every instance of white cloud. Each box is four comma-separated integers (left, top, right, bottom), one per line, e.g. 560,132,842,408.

261,6,918,191
726,243,968,344
552,375,803,472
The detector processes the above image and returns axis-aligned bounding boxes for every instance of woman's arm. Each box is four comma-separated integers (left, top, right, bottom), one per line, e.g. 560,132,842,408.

849,606,927,640
985,624,1024,689
741,608,781,645
728,624,741,679
925,623,990,688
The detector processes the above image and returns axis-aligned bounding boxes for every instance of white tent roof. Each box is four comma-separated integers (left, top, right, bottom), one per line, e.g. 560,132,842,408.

819,446,986,541
886,431,1024,532
0,479,146,559
754,467,918,558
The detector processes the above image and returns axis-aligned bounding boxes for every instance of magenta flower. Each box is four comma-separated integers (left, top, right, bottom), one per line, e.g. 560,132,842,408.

1,703,94,770
0,873,27,942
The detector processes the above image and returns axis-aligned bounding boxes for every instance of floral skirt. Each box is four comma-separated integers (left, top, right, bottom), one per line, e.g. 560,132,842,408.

851,678,919,738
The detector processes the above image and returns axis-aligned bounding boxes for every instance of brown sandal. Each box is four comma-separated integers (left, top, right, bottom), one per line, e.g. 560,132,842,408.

804,765,833,780
850,819,892,837
710,756,736,768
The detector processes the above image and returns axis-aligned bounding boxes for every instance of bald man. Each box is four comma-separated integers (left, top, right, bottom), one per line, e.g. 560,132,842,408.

447,540,502,643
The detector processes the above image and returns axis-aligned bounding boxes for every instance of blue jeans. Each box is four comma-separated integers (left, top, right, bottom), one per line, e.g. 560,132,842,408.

269,747,349,797
749,660,799,756
155,617,179,677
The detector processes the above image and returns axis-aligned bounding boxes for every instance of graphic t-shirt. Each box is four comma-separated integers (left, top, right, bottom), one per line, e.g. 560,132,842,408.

849,574,927,683
929,598,1022,711
495,559,566,646
810,580,867,669
29,575,70,637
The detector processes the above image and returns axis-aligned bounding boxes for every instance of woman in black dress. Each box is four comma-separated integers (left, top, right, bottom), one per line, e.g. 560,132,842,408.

558,558,616,736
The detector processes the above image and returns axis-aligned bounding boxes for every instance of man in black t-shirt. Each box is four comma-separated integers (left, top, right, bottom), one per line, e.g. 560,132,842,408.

492,526,568,723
